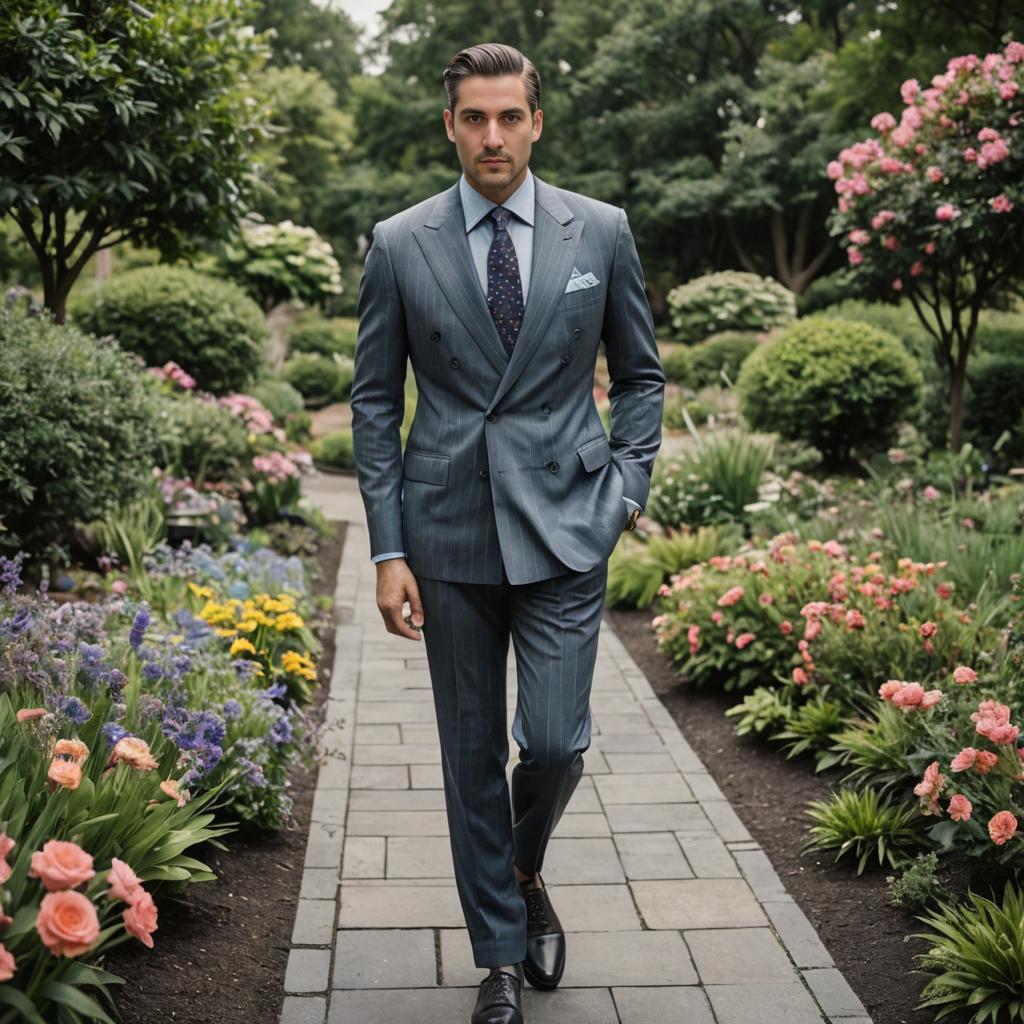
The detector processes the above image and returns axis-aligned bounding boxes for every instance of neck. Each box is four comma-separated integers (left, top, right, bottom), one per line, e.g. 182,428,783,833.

465,164,528,206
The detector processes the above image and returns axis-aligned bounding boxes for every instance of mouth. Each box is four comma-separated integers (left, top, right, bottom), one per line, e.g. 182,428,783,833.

481,159,508,165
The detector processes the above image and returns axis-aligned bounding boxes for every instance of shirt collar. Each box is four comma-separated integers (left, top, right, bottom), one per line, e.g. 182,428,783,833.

459,166,535,233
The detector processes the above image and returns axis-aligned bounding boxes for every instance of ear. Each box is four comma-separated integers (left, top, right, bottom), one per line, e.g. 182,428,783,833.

443,108,455,143
532,109,543,142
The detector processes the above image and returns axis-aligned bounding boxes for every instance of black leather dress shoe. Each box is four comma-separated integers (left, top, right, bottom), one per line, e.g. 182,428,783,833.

520,873,565,990
470,962,524,1024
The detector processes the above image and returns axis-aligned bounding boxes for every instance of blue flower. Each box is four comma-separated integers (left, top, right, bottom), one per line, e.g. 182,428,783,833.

269,716,293,746
129,604,151,650
1,606,32,636
101,721,130,747
54,695,92,725
0,555,24,593
259,682,287,701
223,699,242,720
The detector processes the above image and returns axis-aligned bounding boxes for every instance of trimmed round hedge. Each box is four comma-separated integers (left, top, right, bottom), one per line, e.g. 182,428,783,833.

666,270,796,344
287,313,357,358
71,266,270,394
737,318,922,465
0,309,163,559
280,353,354,408
689,331,761,388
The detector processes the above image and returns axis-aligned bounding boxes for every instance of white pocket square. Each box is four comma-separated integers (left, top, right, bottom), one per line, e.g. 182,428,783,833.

564,271,600,293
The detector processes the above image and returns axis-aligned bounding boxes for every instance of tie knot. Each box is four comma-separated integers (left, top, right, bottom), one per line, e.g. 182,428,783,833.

488,206,511,231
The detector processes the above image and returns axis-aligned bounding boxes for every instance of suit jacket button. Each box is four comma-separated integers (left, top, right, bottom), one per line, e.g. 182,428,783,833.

542,404,551,415
450,357,460,369
548,460,559,472
486,413,496,422
430,330,441,342
572,328,582,339
560,354,571,365
480,468,489,479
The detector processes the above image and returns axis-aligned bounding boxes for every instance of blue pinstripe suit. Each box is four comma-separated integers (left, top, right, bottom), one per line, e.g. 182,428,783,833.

350,169,664,967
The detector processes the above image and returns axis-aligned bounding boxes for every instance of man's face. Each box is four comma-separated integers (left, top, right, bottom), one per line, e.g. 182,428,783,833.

443,73,542,202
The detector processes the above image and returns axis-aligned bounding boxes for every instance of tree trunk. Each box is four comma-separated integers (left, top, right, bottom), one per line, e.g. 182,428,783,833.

948,361,966,453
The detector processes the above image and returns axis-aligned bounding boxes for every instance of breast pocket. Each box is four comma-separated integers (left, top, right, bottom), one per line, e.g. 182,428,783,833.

559,283,604,313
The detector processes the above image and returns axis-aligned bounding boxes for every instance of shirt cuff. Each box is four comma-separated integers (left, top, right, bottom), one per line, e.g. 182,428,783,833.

622,496,641,527
371,551,407,563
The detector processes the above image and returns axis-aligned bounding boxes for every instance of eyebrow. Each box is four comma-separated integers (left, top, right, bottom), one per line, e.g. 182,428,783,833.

459,107,528,116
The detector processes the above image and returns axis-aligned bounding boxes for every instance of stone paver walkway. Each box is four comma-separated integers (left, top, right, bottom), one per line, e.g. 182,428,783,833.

280,472,873,1024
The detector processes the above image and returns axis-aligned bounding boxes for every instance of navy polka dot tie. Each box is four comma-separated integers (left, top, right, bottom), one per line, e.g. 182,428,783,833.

486,206,524,359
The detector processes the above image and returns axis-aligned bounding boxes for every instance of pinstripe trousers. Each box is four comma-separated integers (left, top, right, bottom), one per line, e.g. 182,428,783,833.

416,554,608,968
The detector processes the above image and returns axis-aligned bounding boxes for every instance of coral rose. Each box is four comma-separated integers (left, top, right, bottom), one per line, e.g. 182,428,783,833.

988,810,1018,846
53,739,89,765
948,794,972,822
106,858,144,904
47,759,82,791
35,890,100,957
0,942,14,982
159,779,189,808
109,736,158,772
16,708,47,722
123,889,158,948
952,666,977,685
28,839,96,892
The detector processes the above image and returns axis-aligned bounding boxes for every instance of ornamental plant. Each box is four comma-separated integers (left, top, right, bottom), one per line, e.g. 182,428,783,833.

826,41,1024,451
666,270,796,344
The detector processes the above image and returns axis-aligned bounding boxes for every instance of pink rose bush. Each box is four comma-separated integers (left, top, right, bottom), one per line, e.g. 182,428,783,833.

827,41,1024,450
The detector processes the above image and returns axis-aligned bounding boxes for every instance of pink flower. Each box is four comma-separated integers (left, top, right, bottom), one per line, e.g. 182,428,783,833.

687,624,701,655
123,889,159,948
779,620,793,635
914,760,946,815
845,609,866,630
925,165,944,183
28,840,96,892
106,859,144,904
35,890,100,957
735,632,756,650
725,630,734,644
999,81,1019,100
952,666,977,685
900,79,920,104
921,485,940,501
871,210,896,230
893,682,924,707
847,246,863,266
717,586,744,608
16,708,47,722
758,593,774,605
879,680,903,701
991,193,1014,213
951,747,980,772
919,621,938,638
910,260,924,276
827,160,845,180
988,810,1018,845
937,582,954,599
111,579,128,596
871,111,897,133
792,667,809,685
963,146,978,163
0,943,14,982
891,278,903,292
948,794,972,822
936,204,959,221
847,228,870,245
710,610,723,624
924,240,937,254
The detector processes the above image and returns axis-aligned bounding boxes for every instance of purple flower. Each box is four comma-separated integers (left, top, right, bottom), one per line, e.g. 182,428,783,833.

129,604,151,650
269,716,293,746
0,555,24,593
101,721,130,747
54,695,92,725
223,699,242,720
0,606,32,636
259,682,287,701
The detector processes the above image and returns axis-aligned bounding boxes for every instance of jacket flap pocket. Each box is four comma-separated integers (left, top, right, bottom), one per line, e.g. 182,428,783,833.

403,449,449,486
577,435,611,473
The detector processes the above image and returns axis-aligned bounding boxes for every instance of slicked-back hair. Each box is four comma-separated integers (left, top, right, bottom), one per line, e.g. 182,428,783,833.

442,43,540,114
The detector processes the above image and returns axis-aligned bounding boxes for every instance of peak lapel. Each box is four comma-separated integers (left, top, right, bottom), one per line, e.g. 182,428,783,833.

412,184,509,376
486,177,582,414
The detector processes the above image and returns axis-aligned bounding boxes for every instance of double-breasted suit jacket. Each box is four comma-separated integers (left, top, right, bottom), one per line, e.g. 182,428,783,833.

351,173,665,585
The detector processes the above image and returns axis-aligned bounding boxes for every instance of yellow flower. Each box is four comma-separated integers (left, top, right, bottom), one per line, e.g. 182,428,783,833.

168,634,185,645
261,598,291,613
199,600,235,625
281,650,317,681
237,619,259,633
274,612,305,632
230,637,257,656
215,627,239,638
188,581,215,600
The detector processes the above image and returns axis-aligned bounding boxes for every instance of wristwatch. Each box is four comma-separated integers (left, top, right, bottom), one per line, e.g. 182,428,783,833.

625,505,641,531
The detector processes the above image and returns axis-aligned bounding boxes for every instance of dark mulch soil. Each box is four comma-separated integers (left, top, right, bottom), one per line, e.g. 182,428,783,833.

606,604,949,1024
99,521,347,1024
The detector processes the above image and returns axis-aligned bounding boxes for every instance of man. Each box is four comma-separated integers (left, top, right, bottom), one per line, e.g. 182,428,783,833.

350,41,664,1024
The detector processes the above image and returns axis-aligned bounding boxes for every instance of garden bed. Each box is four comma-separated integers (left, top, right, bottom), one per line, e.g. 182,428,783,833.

606,604,938,1024
99,521,347,1024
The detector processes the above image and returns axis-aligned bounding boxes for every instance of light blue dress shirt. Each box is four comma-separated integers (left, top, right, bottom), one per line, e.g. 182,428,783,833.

370,168,640,565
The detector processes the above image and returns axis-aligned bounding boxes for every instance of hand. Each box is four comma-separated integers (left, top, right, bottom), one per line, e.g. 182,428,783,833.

375,558,424,640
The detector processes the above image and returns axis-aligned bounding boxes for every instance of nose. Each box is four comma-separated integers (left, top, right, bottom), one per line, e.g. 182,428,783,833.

483,120,504,149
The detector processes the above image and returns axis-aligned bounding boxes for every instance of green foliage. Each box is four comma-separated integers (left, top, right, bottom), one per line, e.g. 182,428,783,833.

287,312,358,358
247,378,307,424
887,851,942,911
0,309,162,562
659,344,693,385
90,484,167,582
913,882,1024,1023
796,269,868,315
281,353,354,408
723,686,794,739
688,331,762,388
606,525,742,609
770,694,846,761
71,266,269,395
973,309,1024,358
966,352,1024,457
803,787,925,874
824,703,920,795
738,318,922,465
215,217,343,311
647,431,774,528
311,429,355,470
154,394,251,484
666,271,796,344
0,0,271,319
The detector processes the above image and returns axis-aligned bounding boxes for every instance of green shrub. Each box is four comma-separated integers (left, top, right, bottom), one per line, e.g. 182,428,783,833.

796,269,869,316
808,299,932,360
689,331,761,388
913,882,1024,1023
666,270,796,344
287,313,357,358
311,429,355,470
154,394,251,483
966,352,1024,454
737,318,922,465
973,307,1024,357
280,353,354,408
887,851,942,910
663,392,712,430
724,687,794,739
659,344,693,385
0,310,162,561
248,378,307,423
803,787,924,874
71,266,270,394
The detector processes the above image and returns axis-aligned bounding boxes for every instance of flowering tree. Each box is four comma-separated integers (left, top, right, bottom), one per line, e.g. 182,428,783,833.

826,41,1024,451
